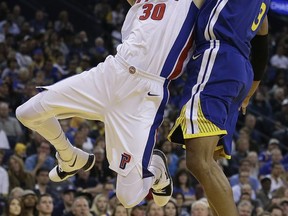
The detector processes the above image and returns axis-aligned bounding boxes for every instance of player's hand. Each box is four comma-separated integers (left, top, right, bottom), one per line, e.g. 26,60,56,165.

240,97,250,115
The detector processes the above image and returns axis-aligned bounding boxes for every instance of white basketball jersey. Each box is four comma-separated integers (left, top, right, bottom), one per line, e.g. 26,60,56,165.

117,0,198,80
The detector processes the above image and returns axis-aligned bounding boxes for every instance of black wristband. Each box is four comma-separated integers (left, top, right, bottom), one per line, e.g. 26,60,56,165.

250,34,269,81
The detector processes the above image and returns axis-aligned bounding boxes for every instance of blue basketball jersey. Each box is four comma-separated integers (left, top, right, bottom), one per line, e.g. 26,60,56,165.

195,0,270,58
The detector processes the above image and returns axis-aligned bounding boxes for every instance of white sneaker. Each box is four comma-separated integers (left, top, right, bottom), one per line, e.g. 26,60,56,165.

49,147,95,182
151,149,173,206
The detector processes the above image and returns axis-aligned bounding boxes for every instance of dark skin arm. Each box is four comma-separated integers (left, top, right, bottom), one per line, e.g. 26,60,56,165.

241,16,269,115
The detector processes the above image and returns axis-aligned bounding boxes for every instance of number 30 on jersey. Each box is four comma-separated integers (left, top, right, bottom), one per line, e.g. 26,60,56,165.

139,3,166,21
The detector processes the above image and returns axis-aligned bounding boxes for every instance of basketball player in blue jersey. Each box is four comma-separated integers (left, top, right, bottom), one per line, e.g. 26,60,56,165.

16,0,205,208
168,0,270,215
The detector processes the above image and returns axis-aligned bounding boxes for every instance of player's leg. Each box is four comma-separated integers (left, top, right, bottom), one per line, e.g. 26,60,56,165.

15,64,111,181
116,167,154,208
16,90,96,182
116,149,171,208
185,136,238,216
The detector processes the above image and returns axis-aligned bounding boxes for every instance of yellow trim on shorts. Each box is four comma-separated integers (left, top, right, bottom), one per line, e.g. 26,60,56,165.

167,105,187,141
215,146,231,159
168,102,227,140
196,101,224,134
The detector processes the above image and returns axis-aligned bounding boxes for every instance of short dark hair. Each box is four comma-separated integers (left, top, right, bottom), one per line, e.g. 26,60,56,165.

35,167,50,176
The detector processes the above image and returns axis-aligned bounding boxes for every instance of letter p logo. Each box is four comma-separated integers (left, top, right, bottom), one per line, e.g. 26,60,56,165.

119,153,131,170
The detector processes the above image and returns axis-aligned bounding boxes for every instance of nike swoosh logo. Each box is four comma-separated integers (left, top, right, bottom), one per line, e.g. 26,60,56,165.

68,155,77,167
192,53,202,60
148,92,159,96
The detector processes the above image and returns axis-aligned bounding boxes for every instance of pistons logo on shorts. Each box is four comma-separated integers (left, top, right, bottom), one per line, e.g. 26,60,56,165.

119,153,131,170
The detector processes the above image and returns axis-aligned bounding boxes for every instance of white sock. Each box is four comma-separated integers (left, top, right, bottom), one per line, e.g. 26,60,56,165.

148,155,162,184
51,131,74,161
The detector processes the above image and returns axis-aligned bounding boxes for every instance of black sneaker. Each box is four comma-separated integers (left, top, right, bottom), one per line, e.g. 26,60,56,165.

49,147,95,182
151,149,173,206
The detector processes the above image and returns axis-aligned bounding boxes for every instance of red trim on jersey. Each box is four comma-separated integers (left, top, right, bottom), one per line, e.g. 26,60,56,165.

168,31,194,80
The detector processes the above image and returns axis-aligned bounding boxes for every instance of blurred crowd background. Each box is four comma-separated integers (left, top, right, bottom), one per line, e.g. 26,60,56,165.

0,0,288,215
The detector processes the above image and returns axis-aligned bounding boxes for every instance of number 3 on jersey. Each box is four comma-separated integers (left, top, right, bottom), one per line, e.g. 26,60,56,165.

251,2,266,31
139,3,166,20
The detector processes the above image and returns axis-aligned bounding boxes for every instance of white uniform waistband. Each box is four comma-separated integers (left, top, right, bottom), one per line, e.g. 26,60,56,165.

115,54,166,84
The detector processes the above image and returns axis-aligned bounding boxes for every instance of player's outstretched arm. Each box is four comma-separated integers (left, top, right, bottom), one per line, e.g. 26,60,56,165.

241,16,269,115
127,0,136,6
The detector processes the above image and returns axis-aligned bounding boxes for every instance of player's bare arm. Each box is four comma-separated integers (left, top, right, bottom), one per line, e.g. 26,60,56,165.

241,16,269,115
127,0,136,6
193,0,205,8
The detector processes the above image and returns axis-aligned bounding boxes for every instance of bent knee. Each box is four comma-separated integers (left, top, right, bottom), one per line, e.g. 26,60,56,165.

15,105,29,124
15,102,43,126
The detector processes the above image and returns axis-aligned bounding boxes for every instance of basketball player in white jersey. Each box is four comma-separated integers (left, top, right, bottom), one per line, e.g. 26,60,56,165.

16,0,204,208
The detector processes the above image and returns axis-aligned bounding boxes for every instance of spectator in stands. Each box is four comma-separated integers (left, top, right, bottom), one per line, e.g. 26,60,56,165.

230,159,260,193
74,169,98,193
259,138,281,166
163,199,178,216
8,155,34,191
275,98,288,129
229,137,251,174
24,140,55,176
249,90,273,119
2,56,19,80
54,10,74,34
190,199,211,216
21,189,38,216
270,45,288,70
173,192,190,216
15,42,33,69
0,100,23,147
14,142,27,161
256,176,273,210
146,200,164,216
173,169,195,207
68,196,95,216
238,188,263,215
232,173,256,203
6,197,22,216
52,184,76,216
111,203,128,216
11,5,25,28
8,187,24,199
0,149,8,197
269,87,285,114
246,151,260,178
268,204,284,216
259,149,285,175
279,199,288,216
90,193,110,216
36,193,54,216
130,205,145,216
268,163,285,193
244,113,263,150
0,13,20,36
237,200,253,216
77,121,95,153
30,10,47,34
31,48,45,71
89,36,109,65
90,145,114,184
34,167,58,203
